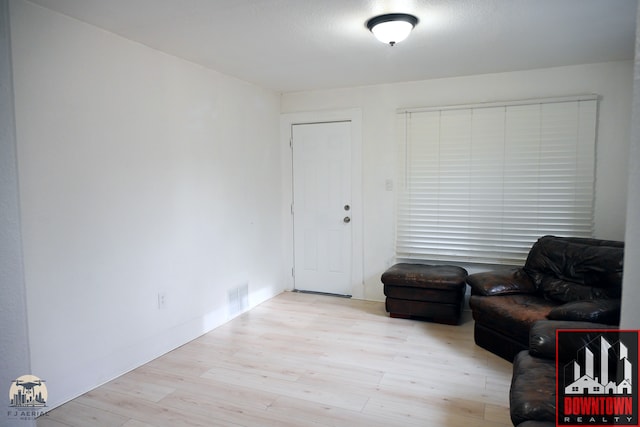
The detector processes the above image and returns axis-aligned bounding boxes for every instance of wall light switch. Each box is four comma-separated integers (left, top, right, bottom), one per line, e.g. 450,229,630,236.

385,179,394,191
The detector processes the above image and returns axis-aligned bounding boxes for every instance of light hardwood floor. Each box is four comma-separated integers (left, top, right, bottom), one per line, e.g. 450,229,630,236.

38,291,514,427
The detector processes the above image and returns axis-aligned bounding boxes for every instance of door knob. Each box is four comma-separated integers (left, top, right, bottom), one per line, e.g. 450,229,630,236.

343,216,351,223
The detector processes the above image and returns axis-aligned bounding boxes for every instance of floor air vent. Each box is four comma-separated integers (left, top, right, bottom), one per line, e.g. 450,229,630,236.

228,283,249,317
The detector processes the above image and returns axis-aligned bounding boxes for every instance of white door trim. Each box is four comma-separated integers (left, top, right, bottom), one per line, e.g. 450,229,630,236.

281,109,364,299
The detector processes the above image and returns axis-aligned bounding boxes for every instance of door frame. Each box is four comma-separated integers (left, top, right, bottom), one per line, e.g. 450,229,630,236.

281,109,364,299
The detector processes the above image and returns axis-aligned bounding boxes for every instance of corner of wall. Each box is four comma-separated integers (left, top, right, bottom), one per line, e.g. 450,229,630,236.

1,0,35,425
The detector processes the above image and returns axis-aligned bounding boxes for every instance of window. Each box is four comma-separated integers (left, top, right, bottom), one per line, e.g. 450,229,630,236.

396,96,598,264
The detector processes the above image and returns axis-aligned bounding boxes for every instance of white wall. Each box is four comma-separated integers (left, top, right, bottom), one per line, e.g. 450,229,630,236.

10,0,284,408
621,3,640,329
282,61,633,301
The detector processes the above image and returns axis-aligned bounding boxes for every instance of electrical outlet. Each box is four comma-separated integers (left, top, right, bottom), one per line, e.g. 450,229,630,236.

157,292,167,309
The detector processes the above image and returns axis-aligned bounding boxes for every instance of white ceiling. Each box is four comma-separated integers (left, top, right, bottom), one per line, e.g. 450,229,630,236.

27,0,638,93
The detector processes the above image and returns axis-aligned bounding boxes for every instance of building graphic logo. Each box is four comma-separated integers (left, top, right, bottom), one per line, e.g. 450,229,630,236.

557,330,639,426
7,374,48,422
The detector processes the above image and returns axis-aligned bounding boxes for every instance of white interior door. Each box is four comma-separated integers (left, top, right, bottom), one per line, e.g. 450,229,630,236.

292,121,352,296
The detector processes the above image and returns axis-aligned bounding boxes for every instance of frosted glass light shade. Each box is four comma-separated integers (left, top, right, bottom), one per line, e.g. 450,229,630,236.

371,20,413,45
366,13,418,46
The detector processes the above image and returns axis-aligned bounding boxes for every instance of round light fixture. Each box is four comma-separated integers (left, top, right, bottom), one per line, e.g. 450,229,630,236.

366,13,418,46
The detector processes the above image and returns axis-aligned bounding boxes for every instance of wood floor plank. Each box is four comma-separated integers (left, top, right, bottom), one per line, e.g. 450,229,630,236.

32,416,70,427
365,397,510,427
158,388,310,427
485,402,514,425
121,420,155,427
125,368,280,411
266,395,391,427
38,291,514,427
74,388,216,427
100,375,176,403
38,400,129,427
200,366,371,412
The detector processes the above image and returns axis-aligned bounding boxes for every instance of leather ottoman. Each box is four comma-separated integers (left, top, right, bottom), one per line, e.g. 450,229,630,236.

381,263,468,325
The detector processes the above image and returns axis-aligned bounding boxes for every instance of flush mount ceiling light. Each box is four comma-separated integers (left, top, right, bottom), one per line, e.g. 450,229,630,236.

366,13,418,46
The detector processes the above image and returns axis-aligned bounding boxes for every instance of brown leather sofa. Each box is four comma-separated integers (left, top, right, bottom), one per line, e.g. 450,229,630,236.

467,235,624,362
509,320,614,427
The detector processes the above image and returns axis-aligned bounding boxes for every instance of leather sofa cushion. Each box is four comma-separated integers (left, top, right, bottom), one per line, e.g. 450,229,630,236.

528,320,615,359
381,263,467,291
546,299,620,324
510,351,556,425
539,277,621,302
523,236,623,302
467,267,536,296
469,294,560,344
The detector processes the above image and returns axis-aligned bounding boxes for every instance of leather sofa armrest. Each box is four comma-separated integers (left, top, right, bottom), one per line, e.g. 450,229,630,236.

466,268,536,296
547,299,621,325
528,320,615,359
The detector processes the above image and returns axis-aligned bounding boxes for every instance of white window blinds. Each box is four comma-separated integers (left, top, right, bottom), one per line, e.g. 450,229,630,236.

396,96,598,265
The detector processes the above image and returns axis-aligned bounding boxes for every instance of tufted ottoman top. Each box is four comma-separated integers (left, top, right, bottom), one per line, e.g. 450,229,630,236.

381,263,468,291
